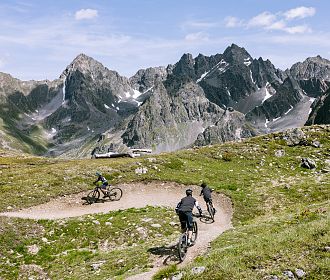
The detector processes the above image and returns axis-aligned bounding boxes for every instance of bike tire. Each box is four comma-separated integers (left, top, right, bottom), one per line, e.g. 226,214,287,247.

207,202,214,221
191,221,198,242
177,234,188,262
108,187,123,201
86,189,100,204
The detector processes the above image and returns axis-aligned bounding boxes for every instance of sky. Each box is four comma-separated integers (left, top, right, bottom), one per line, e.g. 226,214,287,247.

0,0,329,80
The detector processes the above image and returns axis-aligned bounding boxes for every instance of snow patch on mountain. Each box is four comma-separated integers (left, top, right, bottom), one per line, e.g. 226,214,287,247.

227,88,231,96
265,118,270,128
133,89,142,99
284,105,294,115
62,78,66,103
197,71,209,83
262,83,272,103
244,58,251,66
216,59,229,74
308,97,316,114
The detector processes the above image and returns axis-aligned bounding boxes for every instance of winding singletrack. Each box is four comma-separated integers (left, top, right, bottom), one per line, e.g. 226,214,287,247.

0,182,233,279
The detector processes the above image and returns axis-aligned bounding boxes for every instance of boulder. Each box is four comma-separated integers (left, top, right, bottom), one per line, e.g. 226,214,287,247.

191,266,206,275
283,128,307,146
301,158,317,169
275,149,285,157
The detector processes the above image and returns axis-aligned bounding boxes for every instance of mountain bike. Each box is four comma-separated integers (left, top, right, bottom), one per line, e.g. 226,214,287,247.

86,184,122,204
177,217,198,262
206,199,215,222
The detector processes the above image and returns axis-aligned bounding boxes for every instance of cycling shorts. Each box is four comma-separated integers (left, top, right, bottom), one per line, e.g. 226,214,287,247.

178,211,193,230
101,182,108,189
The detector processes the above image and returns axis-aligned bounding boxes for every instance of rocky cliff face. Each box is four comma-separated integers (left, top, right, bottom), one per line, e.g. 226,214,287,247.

122,80,227,152
290,56,330,81
194,109,257,146
306,88,330,125
0,72,62,154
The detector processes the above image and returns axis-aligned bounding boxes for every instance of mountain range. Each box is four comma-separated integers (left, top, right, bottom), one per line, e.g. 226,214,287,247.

0,44,329,157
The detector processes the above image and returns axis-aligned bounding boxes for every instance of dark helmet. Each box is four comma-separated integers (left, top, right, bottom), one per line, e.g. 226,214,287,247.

186,189,193,196
201,182,207,188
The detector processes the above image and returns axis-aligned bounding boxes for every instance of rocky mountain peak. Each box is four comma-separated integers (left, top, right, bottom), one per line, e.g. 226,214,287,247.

172,53,196,78
223,43,252,64
290,55,330,81
60,53,110,80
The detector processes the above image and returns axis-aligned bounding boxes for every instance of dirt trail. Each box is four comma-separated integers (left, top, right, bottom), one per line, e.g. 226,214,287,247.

0,182,233,280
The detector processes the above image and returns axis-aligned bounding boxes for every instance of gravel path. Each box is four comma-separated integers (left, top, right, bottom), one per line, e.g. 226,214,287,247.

0,181,233,279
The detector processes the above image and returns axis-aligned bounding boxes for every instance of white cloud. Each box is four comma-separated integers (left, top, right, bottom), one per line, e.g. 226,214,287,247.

227,7,315,34
181,20,217,30
224,16,243,28
75,9,98,20
248,12,276,28
265,20,286,31
284,7,316,20
284,25,312,34
184,32,209,42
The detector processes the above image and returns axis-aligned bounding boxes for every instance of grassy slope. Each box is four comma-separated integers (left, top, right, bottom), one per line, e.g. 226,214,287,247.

0,125,329,279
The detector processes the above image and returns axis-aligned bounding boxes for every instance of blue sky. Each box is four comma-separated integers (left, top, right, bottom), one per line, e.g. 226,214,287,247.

0,0,329,80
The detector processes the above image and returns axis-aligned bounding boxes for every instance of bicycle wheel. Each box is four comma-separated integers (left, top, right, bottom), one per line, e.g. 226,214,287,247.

207,202,214,221
191,221,198,243
177,233,188,261
108,187,123,201
86,189,100,204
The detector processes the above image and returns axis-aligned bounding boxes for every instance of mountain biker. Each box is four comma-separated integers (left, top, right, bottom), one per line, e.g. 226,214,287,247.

176,189,202,246
93,172,109,198
200,182,216,214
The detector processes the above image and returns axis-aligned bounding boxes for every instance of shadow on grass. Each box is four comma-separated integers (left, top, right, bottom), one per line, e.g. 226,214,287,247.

148,244,180,265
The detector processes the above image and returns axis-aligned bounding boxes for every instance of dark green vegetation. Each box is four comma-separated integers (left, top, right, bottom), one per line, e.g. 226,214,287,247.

0,125,329,279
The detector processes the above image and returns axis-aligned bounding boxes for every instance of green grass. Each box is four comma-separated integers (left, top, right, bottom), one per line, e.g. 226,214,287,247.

0,125,329,279
0,207,180,279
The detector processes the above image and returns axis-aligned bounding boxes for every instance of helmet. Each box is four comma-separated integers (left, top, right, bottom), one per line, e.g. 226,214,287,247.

95,172,101,176
186,189,193,196
201,182,207,188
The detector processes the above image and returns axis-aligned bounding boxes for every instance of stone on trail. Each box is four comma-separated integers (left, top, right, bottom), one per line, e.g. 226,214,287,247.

91,261,105,271
300,158,316,169
263,276,279,280
151,223,162,228
191,266,206,275
171,272,184,280
141,217,153,222
275,149,285,157
295,268,306,278
27,244,40,255
283,270,295,279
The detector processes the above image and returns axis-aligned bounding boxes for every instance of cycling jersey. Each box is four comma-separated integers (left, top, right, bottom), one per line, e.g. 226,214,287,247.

176,196,199,212
200,186,212,200
94,175,108,189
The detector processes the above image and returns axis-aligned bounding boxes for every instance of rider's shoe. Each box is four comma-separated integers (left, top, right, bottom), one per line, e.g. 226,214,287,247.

102,193,109,198
187,239,194,246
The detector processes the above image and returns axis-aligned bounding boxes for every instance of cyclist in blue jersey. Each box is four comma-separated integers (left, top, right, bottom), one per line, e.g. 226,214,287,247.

93,172,109,198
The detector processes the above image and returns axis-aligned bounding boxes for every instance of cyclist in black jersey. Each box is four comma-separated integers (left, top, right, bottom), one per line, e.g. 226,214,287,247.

93,172,109,198
176,189,202,245
200,182,216,214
